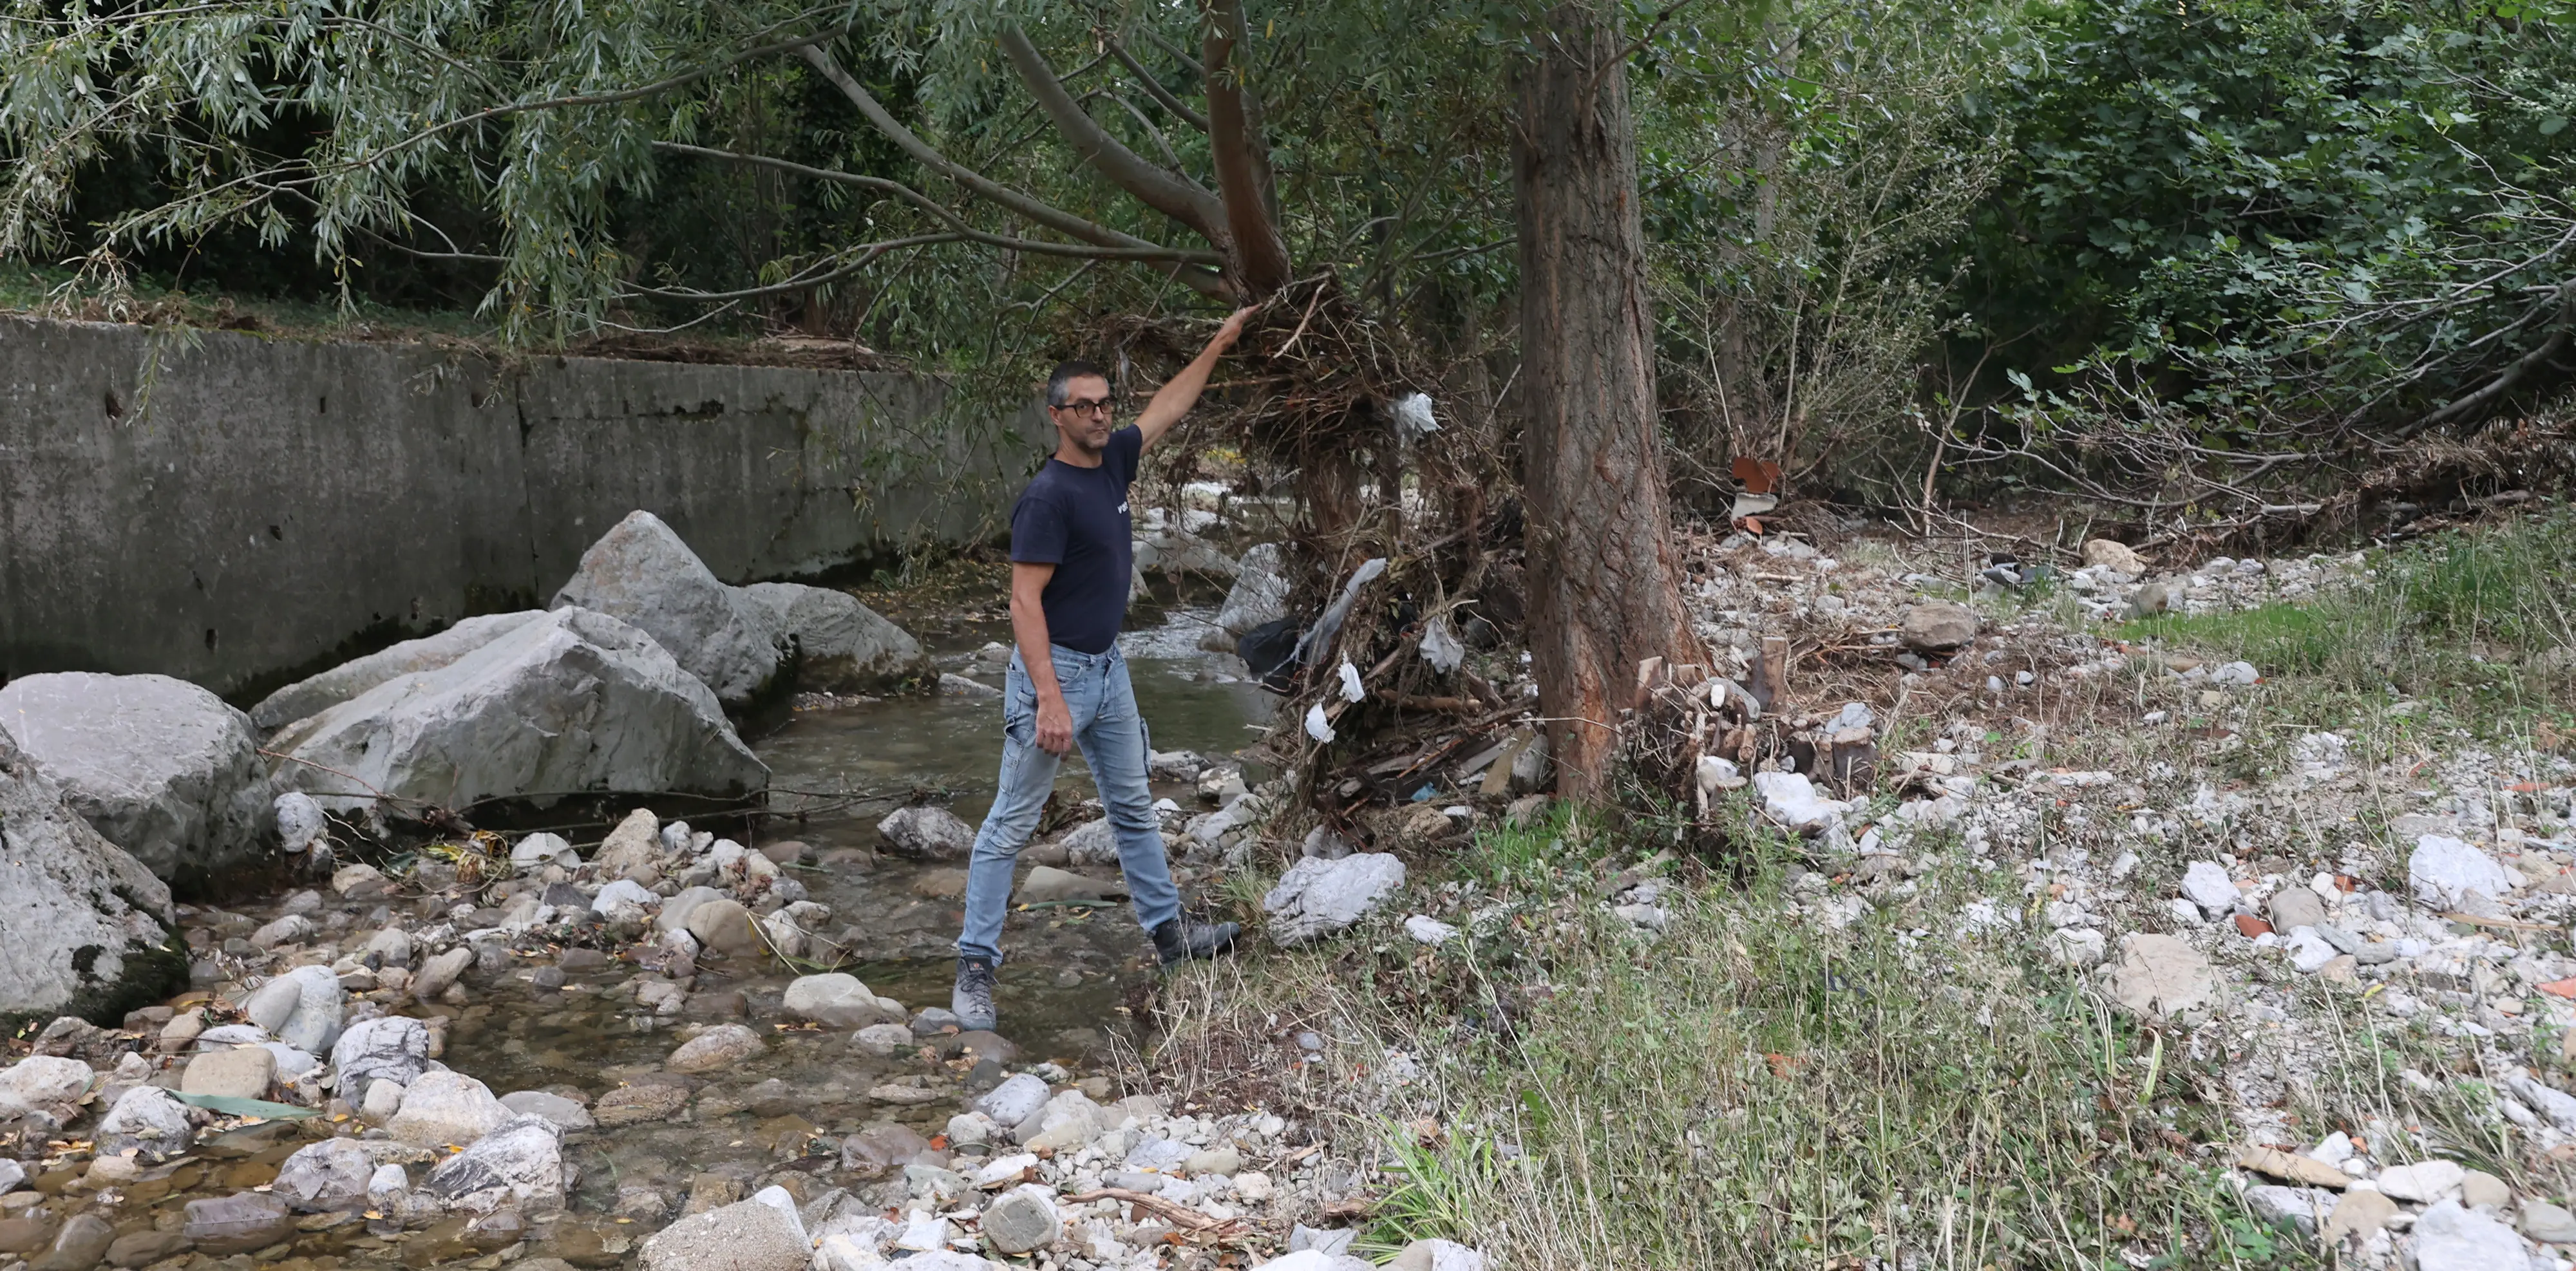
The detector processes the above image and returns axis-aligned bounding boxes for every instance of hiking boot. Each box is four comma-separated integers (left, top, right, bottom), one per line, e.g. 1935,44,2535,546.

1150,917,1241,967
951,957,997,1032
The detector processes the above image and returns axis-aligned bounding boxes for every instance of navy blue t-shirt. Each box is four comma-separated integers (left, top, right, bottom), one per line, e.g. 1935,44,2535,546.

1009,426,1140,654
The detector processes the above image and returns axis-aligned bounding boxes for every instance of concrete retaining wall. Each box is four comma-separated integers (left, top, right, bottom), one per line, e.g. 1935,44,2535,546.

0,316,1040,697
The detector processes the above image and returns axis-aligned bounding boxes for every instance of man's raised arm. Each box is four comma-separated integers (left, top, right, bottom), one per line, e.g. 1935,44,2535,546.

1133,306,1259,453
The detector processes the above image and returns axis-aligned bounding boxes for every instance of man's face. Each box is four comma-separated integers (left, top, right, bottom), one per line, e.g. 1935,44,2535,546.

1049,375,1115,454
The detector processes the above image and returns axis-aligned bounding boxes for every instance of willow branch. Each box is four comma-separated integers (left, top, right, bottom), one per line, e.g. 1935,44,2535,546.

1104,34,1208,131
996,26,1226,243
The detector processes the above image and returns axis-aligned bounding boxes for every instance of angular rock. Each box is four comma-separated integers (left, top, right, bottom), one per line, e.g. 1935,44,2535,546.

501,1089,596,1131
1264,853,1406,945
1753,771,1846,834
853,1022,914,1057
983,1184,1061,1254
0,726,185,1024
668,1024,764,1073
2414,1198,2526,1271
639,1196,811,1271
2081,540,2146,574
974,1073,1050,1128
551,510,780,706
512,832,580,868
1215,543,1291,636
424,1115,566,1214
181,1046,276,1100
387,1069,509,1147
2411,836,2512,911
594,808,664,878
0,672,269,882
95,1086,194,1162
2046,927,2107,968
2109,935,2217,1017
269,607,768,820
1900,602,1978,652
592,1082,690,1127
2244,1185,2331,1234
414,947,474,1001
1251,1252,1374,1271
2179,861,2239,918
0,1056,94,1113
33,1212,112,1271
2232,1145,2350,1190
332,1015,430,1098
878,805,975,860
249,611,548,731
184,1191,297,1255
274,1137,375,1212
739,582,927,692
782,974,903,1028
1390,1239,1486,1271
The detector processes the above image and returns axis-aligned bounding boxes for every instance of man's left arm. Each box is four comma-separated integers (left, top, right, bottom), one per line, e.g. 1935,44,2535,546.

1133,306,1259,453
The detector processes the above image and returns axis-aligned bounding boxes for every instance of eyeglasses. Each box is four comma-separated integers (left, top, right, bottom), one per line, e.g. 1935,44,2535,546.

1052,398,1113,415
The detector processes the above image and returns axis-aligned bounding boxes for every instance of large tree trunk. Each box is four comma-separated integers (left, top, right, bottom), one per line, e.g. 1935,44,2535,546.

1514,0,1705,797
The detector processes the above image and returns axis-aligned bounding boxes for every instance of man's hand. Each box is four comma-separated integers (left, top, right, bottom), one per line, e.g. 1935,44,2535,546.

1034,695,1075,756
1135,304,1264,452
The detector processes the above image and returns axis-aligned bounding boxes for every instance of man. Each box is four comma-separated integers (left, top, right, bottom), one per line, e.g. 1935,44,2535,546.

952,308,1258,1033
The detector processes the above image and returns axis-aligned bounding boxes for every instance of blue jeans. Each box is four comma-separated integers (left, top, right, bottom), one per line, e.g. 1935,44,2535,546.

958,645,1182,965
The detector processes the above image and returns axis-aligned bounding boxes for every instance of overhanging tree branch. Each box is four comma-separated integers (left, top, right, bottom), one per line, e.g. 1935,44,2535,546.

1200,0,1291,296
996,26,1227,247
1105,35,1209,132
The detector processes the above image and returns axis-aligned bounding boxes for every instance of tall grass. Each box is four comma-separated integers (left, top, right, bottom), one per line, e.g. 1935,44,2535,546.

1158,811,2307,1268
2120,509,2576,721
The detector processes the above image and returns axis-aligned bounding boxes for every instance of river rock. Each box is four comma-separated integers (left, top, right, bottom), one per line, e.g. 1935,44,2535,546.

639,1196,811,1271
2376,1159,2465,1202
1215,543,1291,636
684,899,761,956
594,808,664,878
95,1086,194,1161
1900,602,1979,652
1265,853,1407,945
274,1137,375,1212
878,806,975,860
31,1212,113,1271
783,974,903,1028
102,1227,190,1268
654,885,724,932
512,832,580,868
502,1089,595,1131
2414,1198,2526,1271
669,1024,764,1073
363,1079,406,1122
593,1082,690,1127
2179,861,2239,918
983,1185,1061,1254
268,607,768,820
2109,934,2217,1017
0,1056,94,1113
2523,1200,2576,1243
181,1045,276,1099
2269,887,2326,933
243,963,343,1053
1053,817,1119,867
424,1115,567,1213
1753,771,1846,834
388,1070,510,1147
974,1073,1050,1127
184,1191,296,1256
2081,540,2146,574
0,722,184,1025
415,946,474,1001
1019,865,1111,903
0,672,270,883
552,510,781,706
275,791,332,856
249,611,548,732
332,1015,430,1098
739,582,927,692
2411,835,2512,911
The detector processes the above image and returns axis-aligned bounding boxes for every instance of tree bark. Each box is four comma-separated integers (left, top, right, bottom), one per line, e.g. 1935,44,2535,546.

1202,0,1292,297
1513,0,1705,797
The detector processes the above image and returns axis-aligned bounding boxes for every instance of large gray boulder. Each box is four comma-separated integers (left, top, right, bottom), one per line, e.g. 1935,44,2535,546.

551,510,780,706
0,726,185,1024
739,583,929,692
1215,543,1292,636
249,611,546,733
268,607,766,818
422,1115,566,1214
0,672,270,882
1264,853,1406,946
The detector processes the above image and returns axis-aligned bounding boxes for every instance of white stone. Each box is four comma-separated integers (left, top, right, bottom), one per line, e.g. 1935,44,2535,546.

0,672,270,881
500,1089,595,1131
0,1055,95,1113
423,1115,566,1214
2413,1198,2527,1271
640,1197,814,1271
1215,544,1291,636
784,974,905,1028
1752,771,1846,834
592,879,659,914
2046,927,2107,968
738,582,927,692
95,1086,193,1161
878,805,976,859
1390,1239,1485,1271
274,1138,375,1212
2180,861,2240,917
0,726,180,1024
2108,934,2218,1017
275,792,332,854
983,1184,1062,1254
511,832,580,867
269,607,767,820
2284,927,2340,974
2412,836,2513,910
245,964,344,1053
332,1015,430,1098
1264,853,1407,945
2375,1159,2465,1203
386,1069,510,1147
975,1074,1050,1127
1404,914,1458,945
